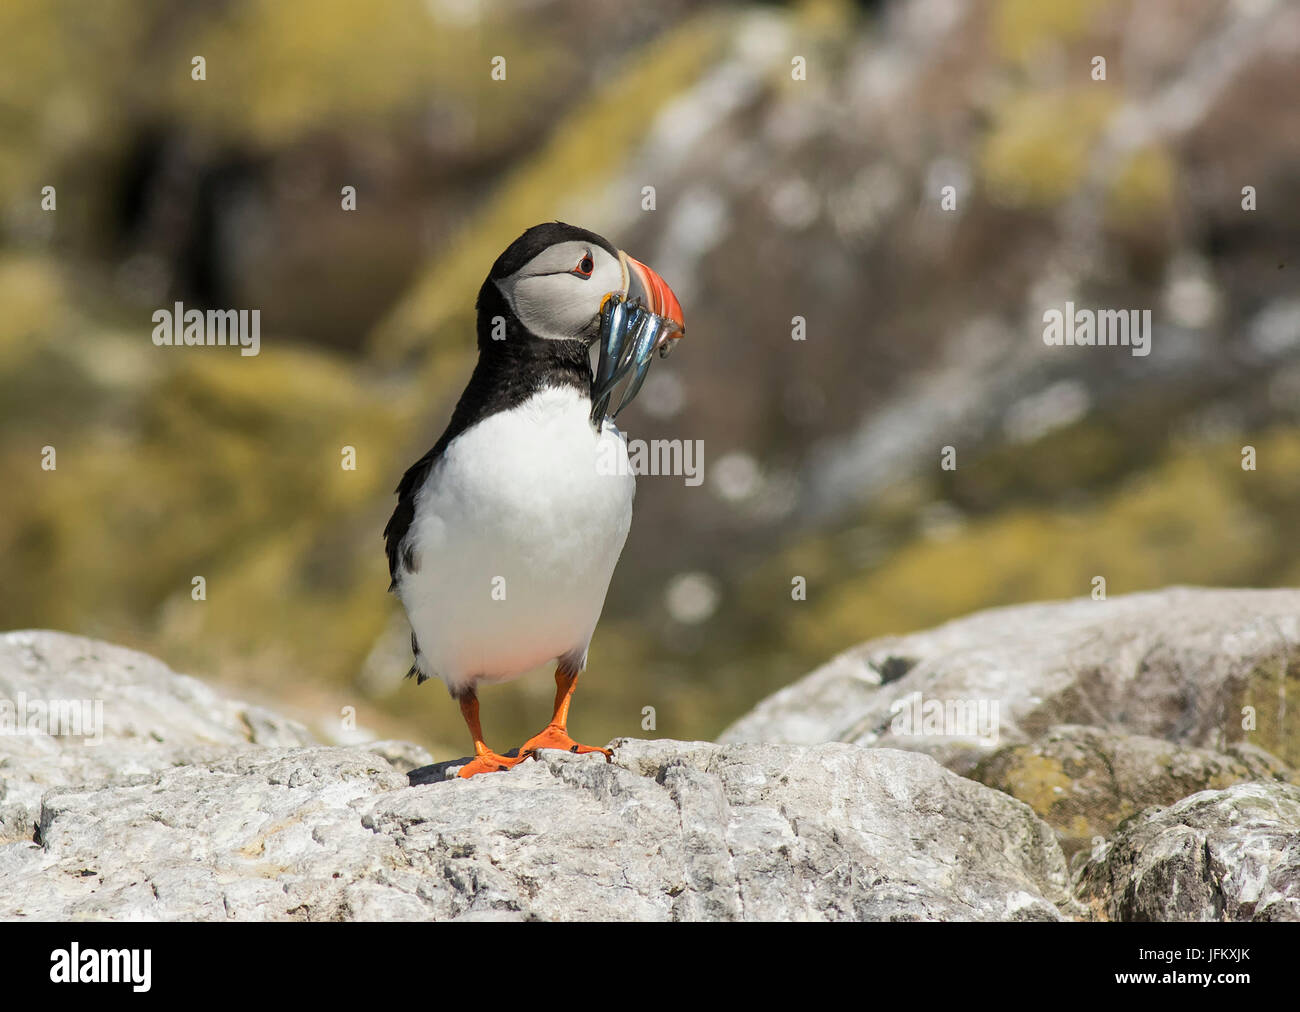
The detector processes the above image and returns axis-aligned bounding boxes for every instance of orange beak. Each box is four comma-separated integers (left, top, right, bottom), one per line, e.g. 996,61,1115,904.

622,253,685,337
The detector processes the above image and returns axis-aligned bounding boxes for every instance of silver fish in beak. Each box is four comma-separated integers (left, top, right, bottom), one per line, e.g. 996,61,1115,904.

590,252,685,424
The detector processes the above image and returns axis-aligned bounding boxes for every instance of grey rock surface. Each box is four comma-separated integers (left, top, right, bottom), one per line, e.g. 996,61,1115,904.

0,630,1078,920
1,739,1076,921
362,739,435,774
0,630,314,845
11,608,1297,922
1074,782,1300,921
720,588,1300,776
720,588,1300,921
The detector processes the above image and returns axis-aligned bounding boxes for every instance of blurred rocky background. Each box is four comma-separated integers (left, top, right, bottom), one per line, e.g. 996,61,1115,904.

1,0,1297,756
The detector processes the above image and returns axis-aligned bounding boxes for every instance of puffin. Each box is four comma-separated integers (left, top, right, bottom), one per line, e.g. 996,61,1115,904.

384,222,685,778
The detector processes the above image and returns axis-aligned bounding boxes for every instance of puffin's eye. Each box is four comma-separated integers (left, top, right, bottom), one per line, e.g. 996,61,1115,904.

572,252,594,279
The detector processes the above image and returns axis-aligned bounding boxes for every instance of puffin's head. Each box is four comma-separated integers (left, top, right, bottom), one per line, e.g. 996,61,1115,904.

480,221,684,346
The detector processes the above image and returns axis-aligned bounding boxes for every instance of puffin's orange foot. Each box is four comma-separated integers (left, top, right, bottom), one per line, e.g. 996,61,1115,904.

456,748,527,779
519,726,613,761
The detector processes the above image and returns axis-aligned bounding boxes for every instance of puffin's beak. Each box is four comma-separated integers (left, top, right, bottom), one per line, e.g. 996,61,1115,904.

590,252,685,423
623,253,685,337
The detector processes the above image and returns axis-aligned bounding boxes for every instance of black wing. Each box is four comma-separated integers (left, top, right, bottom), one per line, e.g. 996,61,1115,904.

383,446,441,591
381,354,519,591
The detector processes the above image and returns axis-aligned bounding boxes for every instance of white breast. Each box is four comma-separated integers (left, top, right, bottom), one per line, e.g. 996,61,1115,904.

398,385,635,695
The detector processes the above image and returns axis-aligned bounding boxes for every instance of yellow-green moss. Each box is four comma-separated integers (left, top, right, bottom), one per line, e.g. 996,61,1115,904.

1238,657,1300,768
0,256,67,368
992,0,1122,64
1000,752,1075,815
758,427,1300,671
1106,145,1177,224
979,90,1117,208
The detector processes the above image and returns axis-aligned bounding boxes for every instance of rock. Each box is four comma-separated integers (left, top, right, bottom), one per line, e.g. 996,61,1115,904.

13,613,1299,921
1075,782,1300,921
0,630,1080,920
363,740,434,775
3,747,408,920
380,739,1080,922
972,725,1295,859
720,588,1300,775
2,736,1077,921
0,630,313,845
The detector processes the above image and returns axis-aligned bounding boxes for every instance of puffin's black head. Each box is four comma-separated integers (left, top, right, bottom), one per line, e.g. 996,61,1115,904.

475,222,684,350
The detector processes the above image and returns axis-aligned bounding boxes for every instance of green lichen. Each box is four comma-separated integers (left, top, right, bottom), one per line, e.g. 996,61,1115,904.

1237,656,1300,767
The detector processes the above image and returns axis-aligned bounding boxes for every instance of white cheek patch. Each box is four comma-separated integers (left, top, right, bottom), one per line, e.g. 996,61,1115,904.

501,255,626,342
512,277,599,341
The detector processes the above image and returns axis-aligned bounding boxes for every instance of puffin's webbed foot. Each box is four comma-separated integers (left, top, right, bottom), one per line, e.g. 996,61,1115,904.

456,747,527,779
454,693,529,779
519,726,613,761
452,669,611,779
515,668,612,762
